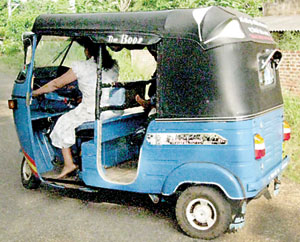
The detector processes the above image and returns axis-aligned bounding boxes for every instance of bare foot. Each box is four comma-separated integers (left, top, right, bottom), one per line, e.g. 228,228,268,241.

57,164,78,179
135,95,150,109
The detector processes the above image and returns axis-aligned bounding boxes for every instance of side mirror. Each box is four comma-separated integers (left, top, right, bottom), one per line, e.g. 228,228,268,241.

258,49,282,71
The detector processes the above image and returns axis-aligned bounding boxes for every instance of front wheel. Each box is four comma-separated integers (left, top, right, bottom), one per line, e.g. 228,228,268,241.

21,157,41,189
176,186,232,240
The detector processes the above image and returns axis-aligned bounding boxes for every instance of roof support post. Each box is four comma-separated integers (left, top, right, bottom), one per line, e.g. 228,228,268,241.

95,45,102,120
96,45,103,176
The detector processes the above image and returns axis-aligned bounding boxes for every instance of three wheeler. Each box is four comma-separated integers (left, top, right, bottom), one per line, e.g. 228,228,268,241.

9,6,291,240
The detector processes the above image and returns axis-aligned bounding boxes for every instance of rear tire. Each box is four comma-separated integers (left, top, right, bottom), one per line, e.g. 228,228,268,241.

176,186,232,240
21,157,41,189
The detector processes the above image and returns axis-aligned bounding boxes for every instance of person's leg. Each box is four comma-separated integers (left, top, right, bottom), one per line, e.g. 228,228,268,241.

135,94,150,109
57,147,78,179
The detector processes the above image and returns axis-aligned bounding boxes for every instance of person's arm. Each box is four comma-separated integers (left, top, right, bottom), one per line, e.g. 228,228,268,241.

32,69,77,97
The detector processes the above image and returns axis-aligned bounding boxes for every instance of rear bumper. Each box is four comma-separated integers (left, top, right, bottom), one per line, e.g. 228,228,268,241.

247,155,290,197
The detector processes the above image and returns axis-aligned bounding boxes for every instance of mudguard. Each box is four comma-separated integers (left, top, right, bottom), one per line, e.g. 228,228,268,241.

162,162,246,199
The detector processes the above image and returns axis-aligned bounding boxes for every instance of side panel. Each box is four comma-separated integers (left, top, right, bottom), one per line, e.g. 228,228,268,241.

13,98,36,166
161,162,245,199
32,131,55,173
81,108,286,198
11,34,52,175
146,108,285,198
12,35,40,174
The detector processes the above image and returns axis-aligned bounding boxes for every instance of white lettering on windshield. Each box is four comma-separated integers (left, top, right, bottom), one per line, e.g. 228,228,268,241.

108,35,118,43
107,34,144,44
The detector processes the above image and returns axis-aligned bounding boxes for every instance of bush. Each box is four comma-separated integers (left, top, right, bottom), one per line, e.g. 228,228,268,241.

3,14,36,54
0,0,268,57
0,0,75,56
0,40,21,55
273,32,300,51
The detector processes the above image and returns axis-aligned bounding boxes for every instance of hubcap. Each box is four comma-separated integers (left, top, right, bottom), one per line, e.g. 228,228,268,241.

186,198,217,231
22,160,32,181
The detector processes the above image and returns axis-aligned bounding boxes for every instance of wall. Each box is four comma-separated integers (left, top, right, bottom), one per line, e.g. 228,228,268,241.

264,0,300,16
279,50,300,94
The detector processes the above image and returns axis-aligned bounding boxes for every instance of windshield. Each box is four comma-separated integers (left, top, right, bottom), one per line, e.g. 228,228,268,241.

34,36,156,81
34,36,85,68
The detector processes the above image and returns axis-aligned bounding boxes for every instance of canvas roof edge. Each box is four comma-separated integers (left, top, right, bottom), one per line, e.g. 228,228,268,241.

31,9,195,38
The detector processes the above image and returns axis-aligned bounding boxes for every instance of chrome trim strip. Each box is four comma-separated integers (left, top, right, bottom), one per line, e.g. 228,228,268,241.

156,105,283,122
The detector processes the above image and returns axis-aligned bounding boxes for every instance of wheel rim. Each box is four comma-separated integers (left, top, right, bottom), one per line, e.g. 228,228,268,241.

22,160,32,181
186,198,217,231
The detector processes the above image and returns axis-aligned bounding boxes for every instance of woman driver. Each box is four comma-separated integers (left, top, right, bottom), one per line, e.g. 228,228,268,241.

33,39,120,178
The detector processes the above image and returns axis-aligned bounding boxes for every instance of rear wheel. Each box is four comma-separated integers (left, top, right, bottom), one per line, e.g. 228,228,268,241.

21,157,41,189
176,186,232,240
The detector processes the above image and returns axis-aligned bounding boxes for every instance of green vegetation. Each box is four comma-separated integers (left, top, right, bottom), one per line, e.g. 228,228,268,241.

0,0,267,76
0,51,23,73
283,93,300,183
0,0,268,72
0,0,267,56
273,32,300,51
112,49,156,81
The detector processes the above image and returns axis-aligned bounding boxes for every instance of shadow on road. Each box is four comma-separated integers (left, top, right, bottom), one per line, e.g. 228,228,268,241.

41,183,179,228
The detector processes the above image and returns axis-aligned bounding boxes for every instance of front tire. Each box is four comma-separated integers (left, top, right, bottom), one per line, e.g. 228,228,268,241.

176,186,232,240
21,157,41,189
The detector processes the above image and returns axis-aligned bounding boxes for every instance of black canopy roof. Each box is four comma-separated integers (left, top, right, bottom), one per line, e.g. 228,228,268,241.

32,9,195,39
32,7,275,48
31,8,280,120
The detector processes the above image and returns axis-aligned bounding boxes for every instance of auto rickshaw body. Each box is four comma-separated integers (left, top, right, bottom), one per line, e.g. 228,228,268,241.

9,7,290,239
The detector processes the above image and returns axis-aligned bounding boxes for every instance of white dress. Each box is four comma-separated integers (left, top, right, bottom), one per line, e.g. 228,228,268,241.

50,58,122,149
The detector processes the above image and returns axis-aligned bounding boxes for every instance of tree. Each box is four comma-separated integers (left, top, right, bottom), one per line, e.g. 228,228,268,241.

119,0,131,12
7,0,19,18
131,0,266,16
69,0,76,13
0,0,267,55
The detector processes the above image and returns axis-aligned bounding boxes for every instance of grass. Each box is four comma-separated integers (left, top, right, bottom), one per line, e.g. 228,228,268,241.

283,92,300,183
0,52,23,73
111,49,156,81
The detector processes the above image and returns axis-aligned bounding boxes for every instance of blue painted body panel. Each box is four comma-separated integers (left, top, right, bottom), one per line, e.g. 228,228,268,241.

12,35,46,175
32,131,55,173
161,162,245,198
80,107,288,199
13,98,35,158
